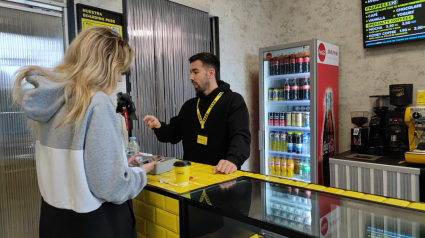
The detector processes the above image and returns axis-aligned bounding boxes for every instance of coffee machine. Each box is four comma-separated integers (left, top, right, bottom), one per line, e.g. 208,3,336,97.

385,84,413,157
405,106,425,163
368,95,391,155
351,111,369,153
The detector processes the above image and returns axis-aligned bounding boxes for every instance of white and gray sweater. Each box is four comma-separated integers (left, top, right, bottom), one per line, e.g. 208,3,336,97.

21,71,146,213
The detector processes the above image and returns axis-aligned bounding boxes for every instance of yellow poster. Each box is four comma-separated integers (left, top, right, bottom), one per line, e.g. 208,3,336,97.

77,4,123,37
81,18,123,37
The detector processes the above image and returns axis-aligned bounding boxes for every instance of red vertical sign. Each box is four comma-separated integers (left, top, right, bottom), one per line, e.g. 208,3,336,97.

316,41,339,186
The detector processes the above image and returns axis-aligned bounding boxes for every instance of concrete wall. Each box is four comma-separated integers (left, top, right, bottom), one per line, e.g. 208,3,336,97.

275,0,425,153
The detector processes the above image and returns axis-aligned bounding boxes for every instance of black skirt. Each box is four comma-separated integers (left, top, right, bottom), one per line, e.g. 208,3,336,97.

39,198,137,238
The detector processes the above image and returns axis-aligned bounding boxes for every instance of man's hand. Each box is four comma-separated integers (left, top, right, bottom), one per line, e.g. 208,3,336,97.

212,160,237,174
142,115,161,129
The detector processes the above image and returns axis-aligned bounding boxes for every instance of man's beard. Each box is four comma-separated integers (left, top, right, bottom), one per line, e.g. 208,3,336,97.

194,74,210,93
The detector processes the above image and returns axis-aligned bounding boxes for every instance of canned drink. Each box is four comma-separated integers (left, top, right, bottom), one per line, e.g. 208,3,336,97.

295,112,302,127
300,106,306,111
295,106,301,111
269,88,274,101
305,112,310,128
286,112,292,126
306,106,310,111
274,112,280,126
273,89,279,101
269,112,274,126
291,112,296,127
279,112,285,126
301,112,306,127
278,89,284,101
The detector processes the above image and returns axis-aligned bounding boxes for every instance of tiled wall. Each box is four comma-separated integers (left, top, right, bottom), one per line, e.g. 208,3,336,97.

134,189,180,238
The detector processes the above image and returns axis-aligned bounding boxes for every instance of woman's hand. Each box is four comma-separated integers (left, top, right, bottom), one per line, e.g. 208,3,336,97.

127,154,144,167
141,161,156,173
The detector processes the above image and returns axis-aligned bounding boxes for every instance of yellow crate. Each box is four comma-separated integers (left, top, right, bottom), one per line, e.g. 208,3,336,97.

137,232,148,238
166,230,180,238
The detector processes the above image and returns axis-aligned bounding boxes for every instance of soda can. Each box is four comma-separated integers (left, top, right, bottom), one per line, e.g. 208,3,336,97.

269,112,274,126
279,112,285,126
278,89,284,101
301,112,306,127
305,112,310,128
274,112,279,126
295,112,302,127
292,112,297,127
273,89,279,101
285,112,292,126
295,106,301,111
269,88,274,101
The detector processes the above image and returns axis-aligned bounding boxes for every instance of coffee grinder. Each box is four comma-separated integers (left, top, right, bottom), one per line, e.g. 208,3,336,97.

351,111,369,153
368,95,391,155
385,84,413,157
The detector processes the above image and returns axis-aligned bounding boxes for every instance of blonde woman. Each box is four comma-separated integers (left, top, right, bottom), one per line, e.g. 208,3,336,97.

13,27,155,238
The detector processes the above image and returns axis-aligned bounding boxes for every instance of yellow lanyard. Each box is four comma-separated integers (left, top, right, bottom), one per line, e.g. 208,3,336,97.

196,92,224,129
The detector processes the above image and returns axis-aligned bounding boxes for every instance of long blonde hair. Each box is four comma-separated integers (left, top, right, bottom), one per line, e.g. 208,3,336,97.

13,27,135,129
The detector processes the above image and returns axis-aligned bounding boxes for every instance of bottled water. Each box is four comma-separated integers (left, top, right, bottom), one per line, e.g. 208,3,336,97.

127,137,140,157
302,133,310,154
303,158,311,182
127,137,141,165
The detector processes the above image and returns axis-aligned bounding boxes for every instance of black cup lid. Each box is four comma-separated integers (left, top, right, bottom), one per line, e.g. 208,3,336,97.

173,160,191,167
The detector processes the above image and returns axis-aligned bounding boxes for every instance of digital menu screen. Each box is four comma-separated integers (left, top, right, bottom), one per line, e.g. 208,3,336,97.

362,0,425,48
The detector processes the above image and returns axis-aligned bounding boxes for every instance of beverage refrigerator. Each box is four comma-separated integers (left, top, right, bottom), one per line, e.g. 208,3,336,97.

259,39,340,186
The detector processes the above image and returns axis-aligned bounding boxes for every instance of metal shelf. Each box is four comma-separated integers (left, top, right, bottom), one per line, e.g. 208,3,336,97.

267,73,310,80
269,151,310,158
268,126,310,132
267,100,310,106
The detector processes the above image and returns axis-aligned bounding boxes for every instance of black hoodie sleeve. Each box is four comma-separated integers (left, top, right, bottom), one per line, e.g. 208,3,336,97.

225,93,251,169
152,111,183,144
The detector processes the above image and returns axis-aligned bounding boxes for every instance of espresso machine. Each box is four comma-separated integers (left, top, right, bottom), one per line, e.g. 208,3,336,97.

368,95,391,155
405,106,425,163
385,84,413,157
351,111,369,153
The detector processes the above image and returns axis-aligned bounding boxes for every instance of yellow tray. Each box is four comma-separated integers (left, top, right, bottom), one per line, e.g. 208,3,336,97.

277,178,293,185
382,198,410,207
306,184,326,191
405,152,425,164
360,194,386,203
341,191,364,198
323,187,344,195
407,202,425,211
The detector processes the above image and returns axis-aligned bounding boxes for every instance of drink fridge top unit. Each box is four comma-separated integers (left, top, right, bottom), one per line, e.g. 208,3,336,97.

259,39,340,186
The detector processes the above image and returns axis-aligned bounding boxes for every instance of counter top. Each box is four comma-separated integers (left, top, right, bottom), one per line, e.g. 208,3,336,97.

330,151,425,174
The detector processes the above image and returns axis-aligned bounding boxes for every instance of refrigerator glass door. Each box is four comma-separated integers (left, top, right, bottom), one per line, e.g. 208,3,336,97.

262,45,312,183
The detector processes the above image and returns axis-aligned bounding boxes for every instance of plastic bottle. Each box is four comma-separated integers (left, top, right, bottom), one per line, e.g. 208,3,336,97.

269,155,275,175
127,137,140,157
275,156,281,176
287,156,294,178
302,133,310,154
299,159,305,180
280,157,287,177
274,131,280,152
281,132,287,152
269,131,275,151
304,159,311,182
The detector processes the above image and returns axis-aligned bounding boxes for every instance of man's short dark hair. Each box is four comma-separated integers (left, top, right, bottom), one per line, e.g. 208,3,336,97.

189,52,220,74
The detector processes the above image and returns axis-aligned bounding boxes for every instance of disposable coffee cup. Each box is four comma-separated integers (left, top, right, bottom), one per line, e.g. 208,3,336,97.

173,160,191,185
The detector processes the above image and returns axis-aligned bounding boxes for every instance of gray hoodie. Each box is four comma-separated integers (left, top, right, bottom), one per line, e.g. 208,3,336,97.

21,70,146,213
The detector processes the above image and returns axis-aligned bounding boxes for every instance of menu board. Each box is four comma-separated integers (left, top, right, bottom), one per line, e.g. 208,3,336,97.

362,0,425,48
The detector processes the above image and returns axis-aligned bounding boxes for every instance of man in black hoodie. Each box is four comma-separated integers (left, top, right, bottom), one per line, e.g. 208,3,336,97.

143,52,251,174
